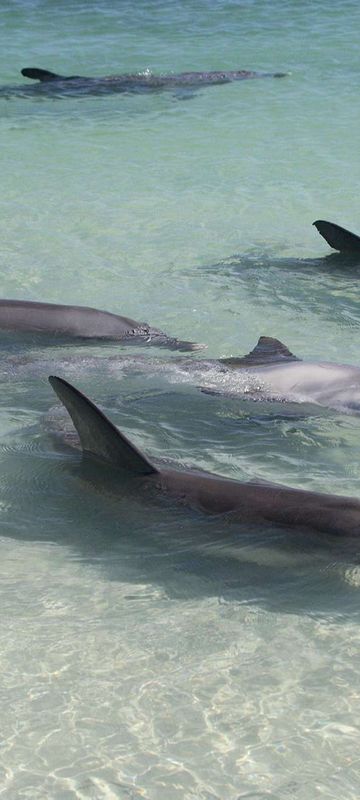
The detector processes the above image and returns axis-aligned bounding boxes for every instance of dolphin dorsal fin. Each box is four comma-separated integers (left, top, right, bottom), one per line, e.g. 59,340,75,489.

21,68,65,82
49,376,158,476
220,336,300,368
313,219,360,253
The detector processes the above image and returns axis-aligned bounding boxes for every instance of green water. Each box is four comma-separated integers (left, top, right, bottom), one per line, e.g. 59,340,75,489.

1,1,360,797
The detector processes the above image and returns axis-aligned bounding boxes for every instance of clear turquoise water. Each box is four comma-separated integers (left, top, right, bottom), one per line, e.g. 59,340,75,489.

1,1,360,797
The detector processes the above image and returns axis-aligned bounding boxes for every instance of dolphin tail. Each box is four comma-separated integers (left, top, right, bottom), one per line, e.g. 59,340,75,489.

49,376,158,475
21,68,65,82
313,220,360,253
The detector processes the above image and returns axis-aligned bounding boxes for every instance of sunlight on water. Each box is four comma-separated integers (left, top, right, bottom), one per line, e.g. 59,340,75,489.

1,1,360,797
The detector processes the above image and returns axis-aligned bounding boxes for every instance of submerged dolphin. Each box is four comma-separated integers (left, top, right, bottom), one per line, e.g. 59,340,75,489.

0,66,287,98
0,299,201,351
313,220,360,254
2,333,360,414
49,375,360,536
213,336,360,413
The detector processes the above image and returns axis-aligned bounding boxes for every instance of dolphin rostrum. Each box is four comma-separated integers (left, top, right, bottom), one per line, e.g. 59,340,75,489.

49,375,360,536
0,66,287,98
313,220,360,253
0,299,202,351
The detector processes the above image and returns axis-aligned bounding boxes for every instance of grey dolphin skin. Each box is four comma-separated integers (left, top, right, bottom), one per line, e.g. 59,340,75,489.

313,220,360,253
210,336,360,413
2,333,360,414
0,66,287,98
0,299,202,351
49,375,360,536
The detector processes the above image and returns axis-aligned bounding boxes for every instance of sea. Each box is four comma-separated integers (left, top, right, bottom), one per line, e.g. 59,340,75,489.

0,1,360,797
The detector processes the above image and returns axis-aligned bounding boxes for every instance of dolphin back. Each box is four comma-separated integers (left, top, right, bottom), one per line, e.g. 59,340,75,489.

20,66,288,91
313,219,360,253
49,376,157,475
21,68,80,82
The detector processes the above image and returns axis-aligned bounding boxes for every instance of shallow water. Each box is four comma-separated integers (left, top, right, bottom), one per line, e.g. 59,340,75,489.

1,1,360,797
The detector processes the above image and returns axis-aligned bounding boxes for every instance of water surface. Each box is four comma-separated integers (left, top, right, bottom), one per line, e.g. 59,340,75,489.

1,1,360,797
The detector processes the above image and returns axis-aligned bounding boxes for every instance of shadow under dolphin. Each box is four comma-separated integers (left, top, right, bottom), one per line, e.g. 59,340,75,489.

203,245,360,329
3,434,360,617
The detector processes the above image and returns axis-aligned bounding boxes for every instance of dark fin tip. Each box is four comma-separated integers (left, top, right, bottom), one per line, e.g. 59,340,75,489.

313,219,360,253
21,68,61,82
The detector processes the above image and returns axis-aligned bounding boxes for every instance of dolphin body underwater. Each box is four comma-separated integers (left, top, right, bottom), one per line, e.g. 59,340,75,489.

0,299,201,351
0,66,288,98
2,335,360,415
49,375,360,536
214,336,360,413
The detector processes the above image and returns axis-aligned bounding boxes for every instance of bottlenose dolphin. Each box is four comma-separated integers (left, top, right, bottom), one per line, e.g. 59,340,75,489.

49,375,360,536
0,66,287,98
2,334,360,415
212,336,360,413
0,299,201,351
313,220,360,254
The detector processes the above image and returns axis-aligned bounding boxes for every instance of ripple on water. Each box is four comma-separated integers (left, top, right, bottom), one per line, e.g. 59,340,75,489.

1,1,360,798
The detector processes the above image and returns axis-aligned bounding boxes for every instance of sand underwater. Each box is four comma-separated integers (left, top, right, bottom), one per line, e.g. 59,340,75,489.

1,0,360,797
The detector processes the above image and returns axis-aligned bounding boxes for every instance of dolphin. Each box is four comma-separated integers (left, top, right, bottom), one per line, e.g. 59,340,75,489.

2,334,360,415
313,220,360,254
209,336,360,413
0,299,202,351
48,375,360,536
0,66,288,98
